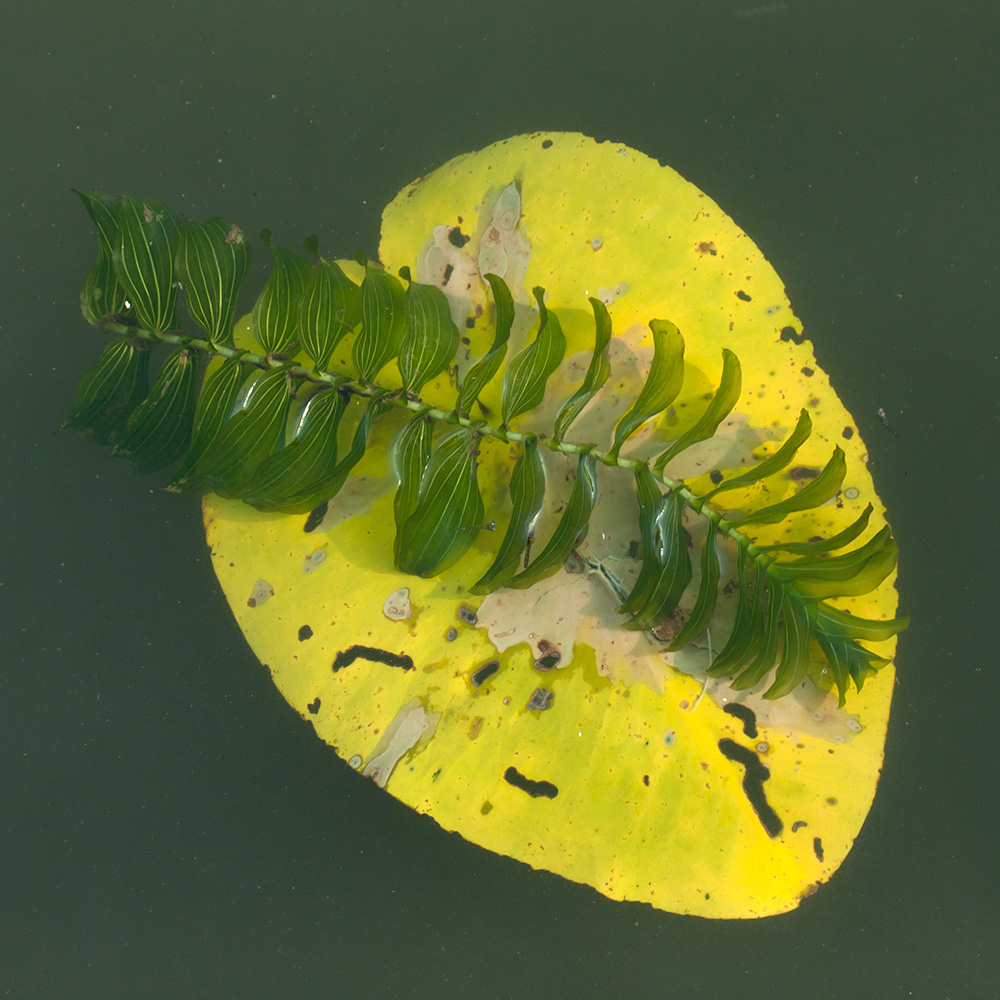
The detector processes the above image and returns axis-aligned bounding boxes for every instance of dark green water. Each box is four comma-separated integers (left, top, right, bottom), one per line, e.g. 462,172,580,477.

3,1,997,997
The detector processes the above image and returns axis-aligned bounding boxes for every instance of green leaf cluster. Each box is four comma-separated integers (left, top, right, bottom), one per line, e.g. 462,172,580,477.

67,193,908,703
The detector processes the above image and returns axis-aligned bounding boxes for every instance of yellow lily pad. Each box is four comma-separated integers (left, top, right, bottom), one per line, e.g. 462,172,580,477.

203,132,901,918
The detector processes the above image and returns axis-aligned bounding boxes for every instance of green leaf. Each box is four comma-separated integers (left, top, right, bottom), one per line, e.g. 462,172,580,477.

621,489,693,632
319,392,392,506
353,265,407,382
809,602,910,644
242,382,350,512
500,287,566,428
731,446,847,528
395,427,485,577
702,408,812,501
763,594,813,699
504,451,598,591
619,463,670,616
112,347,202,472
79,255,131,326
391,411,435,550
665,522,721,650
654,348,742,472
553,297,613,443
252,232,313,355
813,631,889,704
398,279,460,394
608,319,684,460
707,547,763,675
176,217,251,346
196,365,294,496
729,578,784,691
758,503,873,555
63,335,150,445
456,273,514,417
113,197,181,333
768,526,898,599
471,437,547,594
298,258,359,369
167,354,250,494
74,190,122,260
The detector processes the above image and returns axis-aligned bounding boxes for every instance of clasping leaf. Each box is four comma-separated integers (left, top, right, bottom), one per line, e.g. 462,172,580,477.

298,258,358,369
63,335,150,445
396,427,485,577
113,197,181,334
456,274,514,417
504,451,598,591
471,436,546,594
112,347,201,472
500,287,566,428
653,348,742,472
252,232,313,355
176,217,251,347
731,446,847,528
398,276,460,395
609,319,684,460
353,264,407,383
553,297,613,443
242,382,350,512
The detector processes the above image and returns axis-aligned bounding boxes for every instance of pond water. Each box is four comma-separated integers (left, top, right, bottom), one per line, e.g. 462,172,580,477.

3,1,997,997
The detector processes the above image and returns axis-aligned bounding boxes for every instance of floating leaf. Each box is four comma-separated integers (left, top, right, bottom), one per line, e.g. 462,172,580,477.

72,133,907,919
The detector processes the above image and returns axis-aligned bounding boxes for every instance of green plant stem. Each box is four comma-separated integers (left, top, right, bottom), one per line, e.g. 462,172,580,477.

104,319,783,589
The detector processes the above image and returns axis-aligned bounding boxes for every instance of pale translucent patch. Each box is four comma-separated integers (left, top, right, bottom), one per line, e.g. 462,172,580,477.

303,547,327,574
596,281,630,306
383,587,412,621
361,699,439,788
312,471,395,533
414,178,534,335
247,579,274,607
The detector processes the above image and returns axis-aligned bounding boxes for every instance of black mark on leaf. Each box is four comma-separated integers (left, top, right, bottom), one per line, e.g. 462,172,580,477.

504,766,558,798
471,660,499,686
332,645,414,673
723,703,758,739
718,738,782,837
